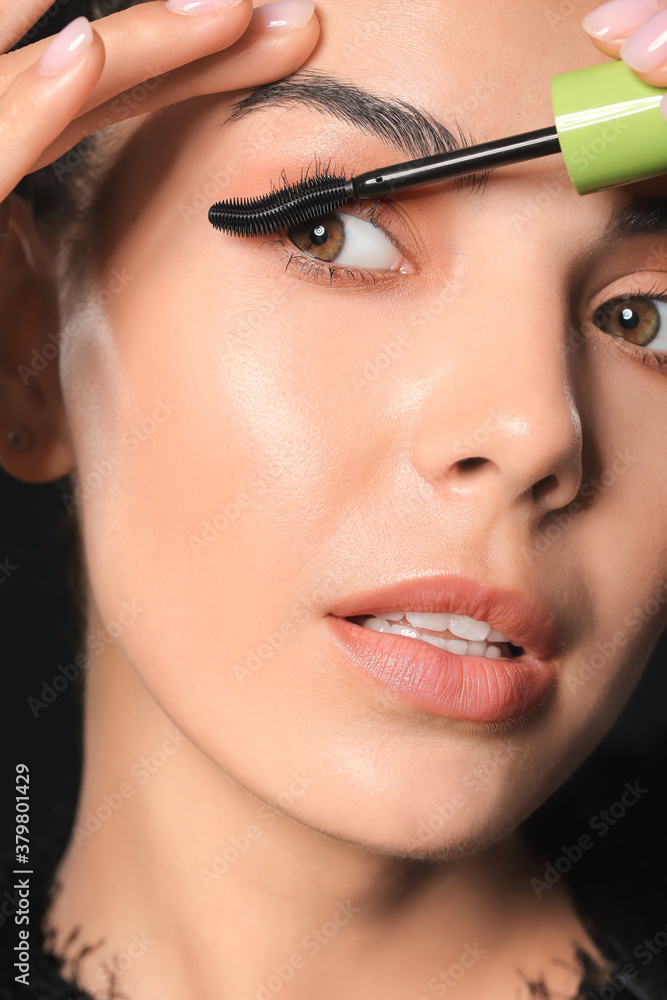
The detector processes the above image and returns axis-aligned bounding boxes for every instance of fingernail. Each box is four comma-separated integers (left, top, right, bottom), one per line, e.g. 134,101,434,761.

36,16,93,76
250,0,315,33
582,0,660,41
660,90,667,119
164,0,243,14
621,7,667,70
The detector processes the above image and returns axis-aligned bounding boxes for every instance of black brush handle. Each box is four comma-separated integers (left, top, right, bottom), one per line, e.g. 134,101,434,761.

352,126,561,198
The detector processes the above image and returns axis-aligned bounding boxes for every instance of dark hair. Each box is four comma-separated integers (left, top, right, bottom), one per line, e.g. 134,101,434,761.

7,0,153,647
10,0,144,225
6,6,667,1000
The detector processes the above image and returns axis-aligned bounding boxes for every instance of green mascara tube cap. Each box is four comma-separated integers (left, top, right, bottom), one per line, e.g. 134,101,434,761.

550,59,667,195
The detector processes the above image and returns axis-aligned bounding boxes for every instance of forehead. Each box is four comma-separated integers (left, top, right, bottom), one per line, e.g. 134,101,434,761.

302,0,606,140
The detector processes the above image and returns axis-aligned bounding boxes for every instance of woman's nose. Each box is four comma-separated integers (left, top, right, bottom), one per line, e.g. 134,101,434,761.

408,275,583,520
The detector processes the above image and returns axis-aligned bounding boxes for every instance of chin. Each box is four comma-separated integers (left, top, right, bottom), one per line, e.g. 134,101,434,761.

257,763,536,862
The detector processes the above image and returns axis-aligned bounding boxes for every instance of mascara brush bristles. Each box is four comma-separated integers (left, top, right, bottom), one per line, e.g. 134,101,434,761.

208,174,355,237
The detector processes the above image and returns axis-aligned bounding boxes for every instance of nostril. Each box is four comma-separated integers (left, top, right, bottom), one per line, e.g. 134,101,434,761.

456,457,488,472
531,473,558,503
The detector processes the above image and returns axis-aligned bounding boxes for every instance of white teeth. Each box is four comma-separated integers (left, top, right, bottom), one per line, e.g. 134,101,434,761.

376,610,497,640
466,641,488,657
356,617,515,659
448,614,491,641
404,611,452,631
421,634,448,650
444,638,468,655
363,617,394,632
388,624,421,639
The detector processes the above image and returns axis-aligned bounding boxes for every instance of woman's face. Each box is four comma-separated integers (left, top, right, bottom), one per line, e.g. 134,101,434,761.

58,0,667,856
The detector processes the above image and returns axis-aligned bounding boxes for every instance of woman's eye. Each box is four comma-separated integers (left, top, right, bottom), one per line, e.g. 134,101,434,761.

592,296,667,350
287,211,404,270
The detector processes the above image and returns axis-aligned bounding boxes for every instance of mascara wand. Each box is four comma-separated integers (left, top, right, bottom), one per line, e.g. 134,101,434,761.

208,126,559,237
209,60,667,238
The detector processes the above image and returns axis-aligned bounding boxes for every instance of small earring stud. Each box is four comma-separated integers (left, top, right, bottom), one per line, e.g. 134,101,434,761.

7,425,33,452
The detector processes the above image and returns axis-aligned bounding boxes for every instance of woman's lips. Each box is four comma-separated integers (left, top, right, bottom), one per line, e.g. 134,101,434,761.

327,574,561,661
324,574,562,724
325,614,556,724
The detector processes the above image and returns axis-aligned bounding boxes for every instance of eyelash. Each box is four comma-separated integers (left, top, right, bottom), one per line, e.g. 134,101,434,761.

251,164,667,375
261,164,409,289
588,281,667,375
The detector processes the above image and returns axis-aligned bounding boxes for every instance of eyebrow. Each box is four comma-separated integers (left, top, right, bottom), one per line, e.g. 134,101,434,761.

224,69,490,193
603,196,667,241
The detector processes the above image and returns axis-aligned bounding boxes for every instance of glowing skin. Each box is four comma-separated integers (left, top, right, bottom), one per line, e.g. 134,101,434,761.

5,1,667,999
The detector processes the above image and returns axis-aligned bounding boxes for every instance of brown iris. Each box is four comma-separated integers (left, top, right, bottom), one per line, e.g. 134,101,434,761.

287,213,345,262
592,297,661,346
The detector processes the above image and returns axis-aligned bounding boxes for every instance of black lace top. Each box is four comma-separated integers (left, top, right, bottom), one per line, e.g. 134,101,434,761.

0,862,660,1000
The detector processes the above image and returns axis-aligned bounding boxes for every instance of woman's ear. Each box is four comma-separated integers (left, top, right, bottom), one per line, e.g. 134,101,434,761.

0,192,76,484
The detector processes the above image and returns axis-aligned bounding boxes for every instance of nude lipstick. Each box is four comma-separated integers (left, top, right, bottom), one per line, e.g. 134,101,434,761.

325,575,561,725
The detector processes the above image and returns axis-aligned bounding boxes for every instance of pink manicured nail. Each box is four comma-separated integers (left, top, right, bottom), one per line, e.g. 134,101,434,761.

582,0,660,40
250,0,315,32
36,16,92,76
164,0,243,13
621,7,667,70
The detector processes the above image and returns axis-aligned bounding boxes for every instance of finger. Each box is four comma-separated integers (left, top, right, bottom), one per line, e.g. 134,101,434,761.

617,5,667,87
30,1,319,171
0,0,254,101
0,17,104,197
582,0,667,58
0,0,71,55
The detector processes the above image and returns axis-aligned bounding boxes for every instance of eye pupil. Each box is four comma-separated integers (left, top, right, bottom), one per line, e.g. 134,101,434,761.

620,307,639,329
288,213,345,261
593,296,661,347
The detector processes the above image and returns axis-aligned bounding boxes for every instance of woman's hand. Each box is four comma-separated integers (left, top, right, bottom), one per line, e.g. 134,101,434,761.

0,0,319,198
583,0,667,87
